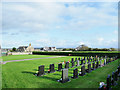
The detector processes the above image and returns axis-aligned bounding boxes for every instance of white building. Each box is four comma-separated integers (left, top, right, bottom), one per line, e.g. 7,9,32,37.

17,43,34,52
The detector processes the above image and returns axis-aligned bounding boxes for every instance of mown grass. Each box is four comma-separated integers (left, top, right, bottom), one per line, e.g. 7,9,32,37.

2,55,58,61
2,55,119,88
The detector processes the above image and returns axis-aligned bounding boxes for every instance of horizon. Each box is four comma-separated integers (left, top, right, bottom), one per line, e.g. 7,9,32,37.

2,2,118,48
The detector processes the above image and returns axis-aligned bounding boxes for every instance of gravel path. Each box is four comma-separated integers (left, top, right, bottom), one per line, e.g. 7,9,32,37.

1,56,67,64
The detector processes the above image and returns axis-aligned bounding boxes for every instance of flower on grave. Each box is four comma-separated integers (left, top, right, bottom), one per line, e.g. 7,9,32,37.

99,82,105,88
96,55,97,58
48,69,50,71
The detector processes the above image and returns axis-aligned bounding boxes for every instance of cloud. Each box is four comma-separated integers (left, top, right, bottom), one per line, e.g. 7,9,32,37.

2,2,118,48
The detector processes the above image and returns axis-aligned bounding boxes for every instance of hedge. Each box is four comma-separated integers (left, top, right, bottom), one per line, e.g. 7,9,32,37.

32,51,120,57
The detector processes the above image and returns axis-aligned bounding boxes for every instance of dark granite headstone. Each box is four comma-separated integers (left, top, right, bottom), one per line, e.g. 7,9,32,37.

71,58,74,63
71,61,75,67
118,65,120,74
71,68,78,79
87,63,92,73
81,59,83,65
75,58,77,62
58,69,70,83
78,57,80,61
57,63,62,71
79,65,86,76
37,65,45,76
96,61,99,68
106,75,111,90
111,71,116,86
48,64,55,73
65,62,69,69
92,61,96,70
115,70,118,81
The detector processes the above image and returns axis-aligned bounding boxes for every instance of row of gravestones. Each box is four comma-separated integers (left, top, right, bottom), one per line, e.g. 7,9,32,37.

58,56,118,83
36,56,118,83
99,64,120,90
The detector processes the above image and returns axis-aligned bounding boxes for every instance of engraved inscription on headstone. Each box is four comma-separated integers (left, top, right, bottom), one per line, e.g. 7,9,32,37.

58,69,70,83
48,64,55,73
79,65,86,76
37,65,45,76
57,63,62,71
71,68,78,79
76,60,80,66
65,62,69,69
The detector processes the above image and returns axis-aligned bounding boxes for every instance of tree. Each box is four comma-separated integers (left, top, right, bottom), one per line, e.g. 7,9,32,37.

76,44,89,51
12,47,16,52
110,48,116,51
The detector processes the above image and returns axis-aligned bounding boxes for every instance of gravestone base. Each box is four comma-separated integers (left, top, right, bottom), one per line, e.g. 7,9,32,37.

91,68,96,70
57,69,62,71
71,66,75,68
48,70,55,73
79,72,86,76
71,75,79,79
35,73,46,76
112,81,117,86
57,78,71,83
85,69,92,73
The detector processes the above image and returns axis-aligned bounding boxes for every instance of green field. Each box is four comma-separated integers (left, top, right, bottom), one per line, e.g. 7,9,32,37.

2,55,58,61
2,55,120,88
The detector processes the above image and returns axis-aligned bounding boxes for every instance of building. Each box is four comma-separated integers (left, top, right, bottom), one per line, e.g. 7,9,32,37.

42,47,56,51
17,43,34,52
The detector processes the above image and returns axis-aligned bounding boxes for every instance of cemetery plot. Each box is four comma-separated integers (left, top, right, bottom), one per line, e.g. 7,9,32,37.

2,55,120,88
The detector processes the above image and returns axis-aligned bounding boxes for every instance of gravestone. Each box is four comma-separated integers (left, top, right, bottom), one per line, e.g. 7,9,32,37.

92,61,96,70
100,60,102,67
80,59,83,65
104,59,106,65
86,62,92,73
58,69,70,83
71,68,78,79
115,70,118,81
118,65,120,74
48,64,55,73
75,58,77,62
96,61,99,68
98,57,99,61
76,60,80,66
111,71,116,86
57,63,62,71
85,58,87,64
37,65,45,76
79,65,86,76
71,58,74,63
71,61,75,67
65,62,69,69
106,75,111,90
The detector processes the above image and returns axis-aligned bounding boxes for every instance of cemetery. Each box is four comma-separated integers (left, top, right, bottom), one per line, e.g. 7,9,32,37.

1,54,120,88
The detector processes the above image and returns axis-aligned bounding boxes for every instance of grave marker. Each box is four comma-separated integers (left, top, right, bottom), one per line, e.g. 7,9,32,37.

71,68,78,79
57,63,62,71
37,65,45,76
65,62,69,69
58,69,70,83
48,64,55,73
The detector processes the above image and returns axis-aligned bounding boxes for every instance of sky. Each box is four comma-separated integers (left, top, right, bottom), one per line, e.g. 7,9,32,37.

1,2,118,48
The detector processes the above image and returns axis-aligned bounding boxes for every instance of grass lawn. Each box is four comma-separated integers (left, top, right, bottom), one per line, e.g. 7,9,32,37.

2,55,59,61
2,55,120,88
